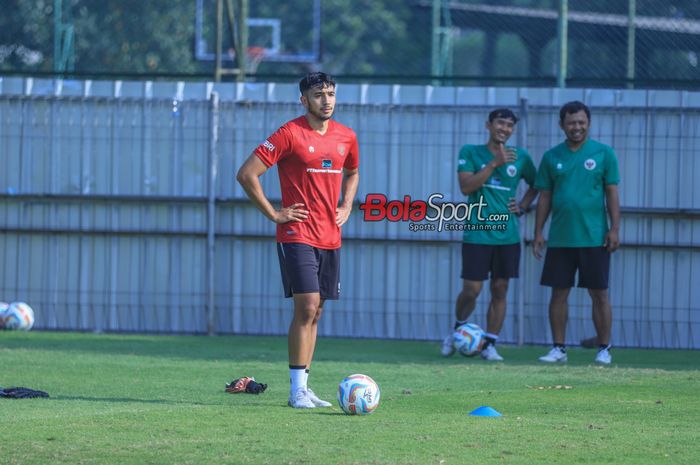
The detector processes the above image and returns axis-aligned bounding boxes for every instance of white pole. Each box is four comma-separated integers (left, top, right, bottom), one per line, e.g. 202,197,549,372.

207,91,220,335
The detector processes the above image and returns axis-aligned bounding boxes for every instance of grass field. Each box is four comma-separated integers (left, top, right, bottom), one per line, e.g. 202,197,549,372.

1,331,698,465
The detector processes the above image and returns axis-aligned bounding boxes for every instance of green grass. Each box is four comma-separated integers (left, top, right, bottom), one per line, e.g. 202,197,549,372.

1,332,698,465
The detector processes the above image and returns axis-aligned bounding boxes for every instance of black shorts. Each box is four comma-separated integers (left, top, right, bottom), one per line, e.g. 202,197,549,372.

460,243,521,281
540,247,610,289
277,243,341,300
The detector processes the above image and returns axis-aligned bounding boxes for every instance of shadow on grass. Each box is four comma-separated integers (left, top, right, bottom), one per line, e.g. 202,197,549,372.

52,395,219,406
1,331,697,371
1,331,453,365
0,331,290,363
51,394,276,407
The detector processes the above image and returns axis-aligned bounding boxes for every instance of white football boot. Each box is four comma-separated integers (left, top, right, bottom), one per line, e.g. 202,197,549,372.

538,346,568,363
480,344,504,361
440,334,456,357
594,346,612,365
287,388,315,409
306,388,332,407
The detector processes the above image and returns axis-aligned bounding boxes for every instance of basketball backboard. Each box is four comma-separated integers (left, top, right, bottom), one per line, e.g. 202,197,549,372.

195,0,321,64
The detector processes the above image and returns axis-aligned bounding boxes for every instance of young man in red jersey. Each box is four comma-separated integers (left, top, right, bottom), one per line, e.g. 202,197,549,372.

236,72,360,408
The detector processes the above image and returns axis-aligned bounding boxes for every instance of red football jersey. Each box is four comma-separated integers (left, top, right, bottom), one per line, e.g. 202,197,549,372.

254,116,360,249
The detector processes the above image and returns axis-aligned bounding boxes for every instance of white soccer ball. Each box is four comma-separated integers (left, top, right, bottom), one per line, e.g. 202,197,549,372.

453,323,484,357
3,301,35,331
337,374,380,415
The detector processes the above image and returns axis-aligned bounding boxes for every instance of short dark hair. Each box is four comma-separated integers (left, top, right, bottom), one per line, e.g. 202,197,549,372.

299,72,335,95
559,101,591,122
488,108,518,124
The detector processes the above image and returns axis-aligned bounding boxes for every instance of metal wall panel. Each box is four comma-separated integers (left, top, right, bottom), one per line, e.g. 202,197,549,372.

0,78,698,349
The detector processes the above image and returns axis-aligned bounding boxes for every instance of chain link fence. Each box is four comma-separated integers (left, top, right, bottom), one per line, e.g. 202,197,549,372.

2,0,700,88
436,0,700,87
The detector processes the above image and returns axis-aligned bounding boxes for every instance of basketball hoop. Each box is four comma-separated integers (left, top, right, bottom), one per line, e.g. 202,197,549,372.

246,47,266,74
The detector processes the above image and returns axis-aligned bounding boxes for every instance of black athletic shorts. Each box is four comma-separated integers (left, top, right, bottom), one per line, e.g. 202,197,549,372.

277,242,341,300
540,246,610,289
460,243,521,281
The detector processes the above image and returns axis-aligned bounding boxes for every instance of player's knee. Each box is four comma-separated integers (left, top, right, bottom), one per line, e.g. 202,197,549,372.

588,289,609,306
550,288,570,304
295,302,320,324
312,306,324,324
490,281,508,301
461,283,481,301
460,289,478,305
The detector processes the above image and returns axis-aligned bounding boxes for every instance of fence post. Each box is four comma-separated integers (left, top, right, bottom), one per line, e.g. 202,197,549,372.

627,0,636,89
516,97,530,346
207,91,220,335
556,0,568,88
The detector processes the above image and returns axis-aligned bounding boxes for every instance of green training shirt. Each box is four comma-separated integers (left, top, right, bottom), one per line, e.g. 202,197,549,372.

457,144,536,245
535,139,620,247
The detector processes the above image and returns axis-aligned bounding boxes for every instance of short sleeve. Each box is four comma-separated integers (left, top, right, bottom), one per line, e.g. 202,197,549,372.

344,135,360,170
520,151,537,187
457,145,477,173
604,147,620,186
253,125,292,167
534,154,553,191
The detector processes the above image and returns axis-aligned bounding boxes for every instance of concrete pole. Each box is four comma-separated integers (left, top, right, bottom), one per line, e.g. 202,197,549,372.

556,0,568,88
207,92,220,335
237,0,249,82
215,0,223,82
627,0,637,88
431,0,440,78
54,0,62,73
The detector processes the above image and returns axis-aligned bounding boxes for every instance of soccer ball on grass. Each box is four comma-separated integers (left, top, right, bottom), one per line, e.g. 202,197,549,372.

337,374,380,415
2,301,35,331
453,323,484,357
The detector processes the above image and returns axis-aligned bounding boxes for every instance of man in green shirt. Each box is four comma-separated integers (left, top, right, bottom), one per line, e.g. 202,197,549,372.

534,101,621,365
441,108,538,361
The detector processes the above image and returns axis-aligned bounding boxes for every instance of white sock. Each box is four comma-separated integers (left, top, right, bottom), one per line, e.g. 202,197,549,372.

303,369,309,388
289,367,306,394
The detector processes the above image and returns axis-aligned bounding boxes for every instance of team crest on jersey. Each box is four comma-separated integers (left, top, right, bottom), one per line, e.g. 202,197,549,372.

506,165,517,177
337,144,346,156
309,146,315,153
322,159,332,168
556,163,563,170
584,159,596,170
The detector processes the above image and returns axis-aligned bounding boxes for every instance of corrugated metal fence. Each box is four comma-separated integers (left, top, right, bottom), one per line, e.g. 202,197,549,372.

1,78,698,348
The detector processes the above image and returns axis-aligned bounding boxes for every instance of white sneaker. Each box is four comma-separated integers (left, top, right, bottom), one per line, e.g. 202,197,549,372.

306,388,332,407
539,346,568,363
595,347,612,365
480,344,504,361
441,334,455,357
287,388,315,409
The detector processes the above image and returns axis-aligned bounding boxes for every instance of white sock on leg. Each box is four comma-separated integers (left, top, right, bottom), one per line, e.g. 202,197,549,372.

289,367,306,394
